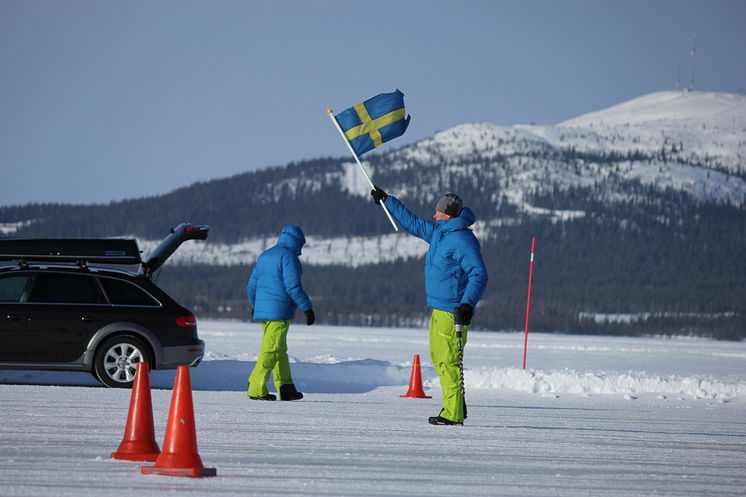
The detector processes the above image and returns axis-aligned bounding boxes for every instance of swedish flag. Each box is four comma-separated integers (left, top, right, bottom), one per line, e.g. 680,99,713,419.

334,90,411,156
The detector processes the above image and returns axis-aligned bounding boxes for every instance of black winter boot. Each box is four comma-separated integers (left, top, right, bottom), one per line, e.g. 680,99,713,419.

428,415,463,426
279,384,304,401
247,381,276,401
249,393,276,401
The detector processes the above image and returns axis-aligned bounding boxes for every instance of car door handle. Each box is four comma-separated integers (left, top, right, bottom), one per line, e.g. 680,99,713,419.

6,314,28,321
81,316,97,323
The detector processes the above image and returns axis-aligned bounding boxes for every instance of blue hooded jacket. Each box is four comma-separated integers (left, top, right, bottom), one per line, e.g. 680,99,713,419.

247,225,312,321
385,196,488,313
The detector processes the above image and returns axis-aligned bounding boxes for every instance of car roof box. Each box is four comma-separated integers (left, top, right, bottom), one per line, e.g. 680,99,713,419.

0,238,141,265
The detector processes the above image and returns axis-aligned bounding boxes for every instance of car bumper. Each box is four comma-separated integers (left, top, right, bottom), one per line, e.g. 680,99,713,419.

158,339,205,369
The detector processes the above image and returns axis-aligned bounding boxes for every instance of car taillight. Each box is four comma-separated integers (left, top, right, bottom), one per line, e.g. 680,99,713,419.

176,315,197,327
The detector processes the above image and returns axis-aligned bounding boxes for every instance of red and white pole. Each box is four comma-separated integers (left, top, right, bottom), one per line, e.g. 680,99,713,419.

522,236,536,369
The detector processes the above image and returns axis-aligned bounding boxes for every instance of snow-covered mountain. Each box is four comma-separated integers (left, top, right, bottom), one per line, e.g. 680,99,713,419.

4,89,744,231
4,91,745,265
117,90,746,267
2,90,745,337
404,90,746,174
548,90,744,170
389,91,746,212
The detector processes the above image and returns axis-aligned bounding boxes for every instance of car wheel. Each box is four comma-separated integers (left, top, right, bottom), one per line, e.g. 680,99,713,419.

93,335,153,388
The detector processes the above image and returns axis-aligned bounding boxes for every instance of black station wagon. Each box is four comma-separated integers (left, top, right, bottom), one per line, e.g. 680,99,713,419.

0,223,209,387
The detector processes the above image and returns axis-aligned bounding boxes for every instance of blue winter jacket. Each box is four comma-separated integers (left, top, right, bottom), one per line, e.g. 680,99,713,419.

247,225,313,321
385,196,488,313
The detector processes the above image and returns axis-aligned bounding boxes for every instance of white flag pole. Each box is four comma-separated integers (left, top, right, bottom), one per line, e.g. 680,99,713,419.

327,108,399,232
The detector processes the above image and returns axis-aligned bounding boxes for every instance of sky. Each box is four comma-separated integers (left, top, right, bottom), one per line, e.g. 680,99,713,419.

1,0,745,207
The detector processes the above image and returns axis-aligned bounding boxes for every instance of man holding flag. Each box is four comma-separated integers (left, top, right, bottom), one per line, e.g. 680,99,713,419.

372,188,488,425
328,90,488,425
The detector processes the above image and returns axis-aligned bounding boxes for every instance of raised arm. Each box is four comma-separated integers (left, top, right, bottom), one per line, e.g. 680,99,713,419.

384,195,435,243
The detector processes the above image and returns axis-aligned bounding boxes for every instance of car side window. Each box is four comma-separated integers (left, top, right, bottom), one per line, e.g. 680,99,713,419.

0,275,32,303
27,273,106,304
99,277,159,306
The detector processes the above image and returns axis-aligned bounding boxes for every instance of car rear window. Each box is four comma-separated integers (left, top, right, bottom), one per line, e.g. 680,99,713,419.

28,273,106,304
0,275,32,302
99,277,159,306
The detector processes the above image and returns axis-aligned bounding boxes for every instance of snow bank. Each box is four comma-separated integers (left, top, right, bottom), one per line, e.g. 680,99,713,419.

199,354,746,400
4,358,744,401
2,322,745,401
461,367,746,400
151,323,746,400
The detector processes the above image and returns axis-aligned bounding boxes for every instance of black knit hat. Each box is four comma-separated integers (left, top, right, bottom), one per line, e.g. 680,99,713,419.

435,193,463,217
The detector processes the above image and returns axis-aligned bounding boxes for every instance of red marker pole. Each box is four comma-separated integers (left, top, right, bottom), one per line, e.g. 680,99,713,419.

522,237,536,369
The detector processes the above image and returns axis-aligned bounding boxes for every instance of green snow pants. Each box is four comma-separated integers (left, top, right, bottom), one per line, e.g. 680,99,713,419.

430,309,469,423
247,320,294,398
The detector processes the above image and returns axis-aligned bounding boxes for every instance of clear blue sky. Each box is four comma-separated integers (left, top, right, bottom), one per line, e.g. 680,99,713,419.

2,0,745,206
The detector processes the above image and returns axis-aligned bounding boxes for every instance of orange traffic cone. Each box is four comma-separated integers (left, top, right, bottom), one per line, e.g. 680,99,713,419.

112,362,161,461
141,366,216,477
400,354,432,398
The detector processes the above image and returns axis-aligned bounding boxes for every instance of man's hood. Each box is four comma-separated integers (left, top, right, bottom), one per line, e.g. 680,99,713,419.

438,207,476,232
277,225,306,256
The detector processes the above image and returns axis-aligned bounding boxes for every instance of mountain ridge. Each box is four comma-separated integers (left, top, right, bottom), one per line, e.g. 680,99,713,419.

2,90,745,339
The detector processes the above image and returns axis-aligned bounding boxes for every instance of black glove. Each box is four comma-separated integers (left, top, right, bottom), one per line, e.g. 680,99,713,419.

371,185,388,205
454,304,473,326
304,309,315,326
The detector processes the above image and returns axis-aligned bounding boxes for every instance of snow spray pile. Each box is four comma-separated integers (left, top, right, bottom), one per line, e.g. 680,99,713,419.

460,367,746,400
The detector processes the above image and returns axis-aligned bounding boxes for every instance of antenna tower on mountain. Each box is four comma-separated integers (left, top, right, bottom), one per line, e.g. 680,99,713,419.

689,33,697,91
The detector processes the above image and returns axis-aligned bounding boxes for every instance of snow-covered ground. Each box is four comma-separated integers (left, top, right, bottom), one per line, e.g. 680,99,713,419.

1,320,745,496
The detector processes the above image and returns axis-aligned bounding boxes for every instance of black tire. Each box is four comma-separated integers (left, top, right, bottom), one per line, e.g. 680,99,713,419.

93,335,153,388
